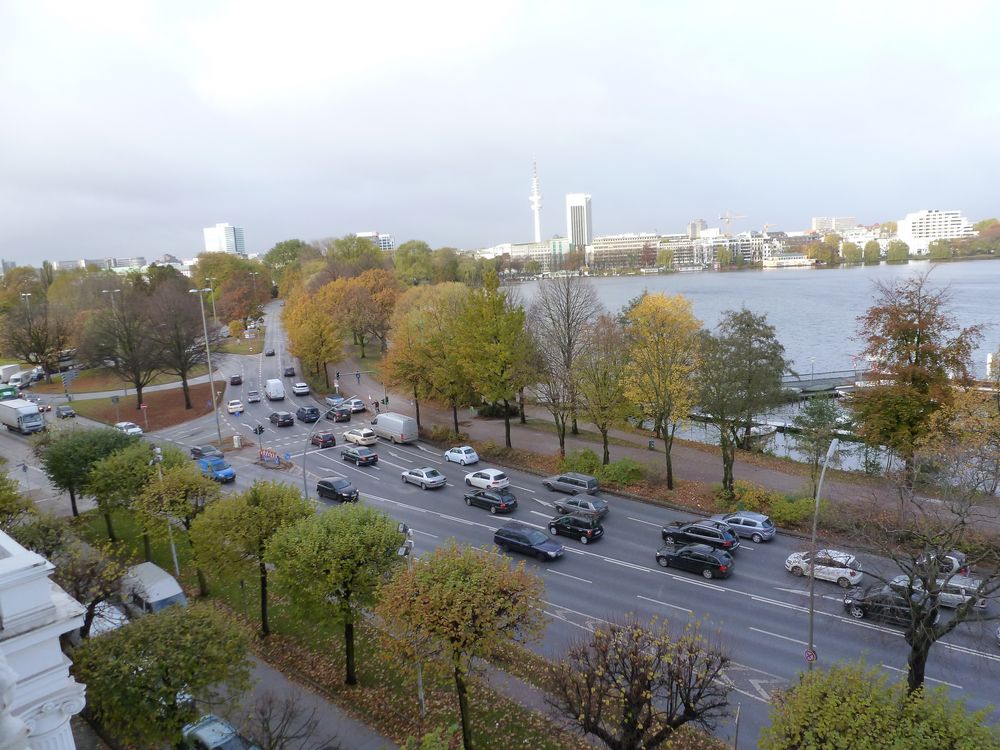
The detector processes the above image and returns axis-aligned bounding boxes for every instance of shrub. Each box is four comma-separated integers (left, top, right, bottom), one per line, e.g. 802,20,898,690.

714,480,774,513
560,449,602,476
425,425,466,445
769,496,818,527
598,458,644,486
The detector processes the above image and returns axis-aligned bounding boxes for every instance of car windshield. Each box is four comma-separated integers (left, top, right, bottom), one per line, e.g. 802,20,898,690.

525,530,548,545
592,499,608,510
424,469,441,478
356,448,374,456
762,518,774,528
332,479,351,490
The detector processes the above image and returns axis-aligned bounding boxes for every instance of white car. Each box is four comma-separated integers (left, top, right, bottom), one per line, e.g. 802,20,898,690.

114,421,143,436
785,549,863,588
464,468,509,490
246,390,261,403
292,382,310,396
346,397,367,413
227,399,244,414
444,446,479,465
343,427,377,446
401,467,447,490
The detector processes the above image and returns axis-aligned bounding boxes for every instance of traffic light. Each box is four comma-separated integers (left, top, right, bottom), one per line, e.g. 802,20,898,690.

253,424,264,435
336,371,340,380
382,396,389,405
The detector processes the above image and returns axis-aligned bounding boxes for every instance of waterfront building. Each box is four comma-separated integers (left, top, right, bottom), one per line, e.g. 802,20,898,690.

588,233,659,270
508,237,571,273
356,231,395,252
686,219,708,239
811,216,858,233
202,222,246,255
839,227,892,256
896,209,976,254
565,194,593,248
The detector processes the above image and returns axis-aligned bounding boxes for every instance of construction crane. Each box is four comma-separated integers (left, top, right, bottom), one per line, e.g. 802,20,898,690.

719,211,747,237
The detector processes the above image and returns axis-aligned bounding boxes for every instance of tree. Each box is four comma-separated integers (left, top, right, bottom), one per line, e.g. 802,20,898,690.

87,442,155,545
73,603,252,748
523,259,542,276
841,241,862,263
886,239,910,263
376,543,544,750
863,239,882,264
37,428,136,516
191,481,312,637
656,247,674,269
218,270,269,324
239,690,343,750
625,294,701,488
9,512,70,558
393,240,434,285
149,275,210,409
52,540,127,639
760,662,1000,749
576,316,631,465
1,296,72,381
283,292,343,387
791,397,841,496
263,239,319,276
973,217,997,231
927,238,954,260
355,268,402,353
268,504,405,685
0,471,34,532
547,618,730,750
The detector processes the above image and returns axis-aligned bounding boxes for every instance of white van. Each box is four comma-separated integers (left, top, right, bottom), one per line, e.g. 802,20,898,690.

122,562,188,616
370,412,418,444
264,378,285,401
7,371,29,388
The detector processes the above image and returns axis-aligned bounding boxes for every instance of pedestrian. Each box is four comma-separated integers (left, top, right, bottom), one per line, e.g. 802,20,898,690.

373,400,381,414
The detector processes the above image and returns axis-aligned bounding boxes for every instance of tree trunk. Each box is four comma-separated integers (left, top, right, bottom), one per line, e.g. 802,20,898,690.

413,386,421,428
181,376,192,410
345,620,357,685
518,387,526,424
600,427,610,465
142,532,152,562
134,385,144,410
554,413,566,459
359,338,366,359
503,399,512,448
104,511,116,542
720,434,735,496
906,633,931,694
453,662,473,750
452,402,459,435
259,556,270,637
324,365,330,389
664,439,674,491
69,487,79,517
195,567,209,598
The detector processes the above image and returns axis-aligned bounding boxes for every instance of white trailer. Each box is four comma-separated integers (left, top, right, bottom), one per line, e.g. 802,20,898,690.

0,398,44,434
0,364,21,384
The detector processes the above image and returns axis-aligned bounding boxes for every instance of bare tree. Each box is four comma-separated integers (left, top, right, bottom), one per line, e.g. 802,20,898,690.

241,690,342,750
2,297,73,381
149,275,212,409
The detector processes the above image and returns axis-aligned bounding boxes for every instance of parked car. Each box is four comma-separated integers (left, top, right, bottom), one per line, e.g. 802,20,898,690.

229,374,243,385
182,713,260,750
916,550,970,576
548,513,604,544
246,390,261,403
554,495,609,519
264,348,275,356
55,404,76,419
268,411,294,427
661,520,740,552
656,543,734,579
494,521,563,561
785,549,862,588
344,427,377,446
711,511,776,543
464,488,517,514
341,446,378,466
227,399,244,414
844,584,940,626
283,366,295,377
292,382,310,396
444,446,480,465
325,394,346,407
464,468,509,489
114,421,143,436
316,476,358,503
402,467,447,489
345,397,367,413
888,574,987,610
542,472,599,495
122,562,188,615
296,405,320,423
190,445,223,460
326,405,351,422
310,431,337,448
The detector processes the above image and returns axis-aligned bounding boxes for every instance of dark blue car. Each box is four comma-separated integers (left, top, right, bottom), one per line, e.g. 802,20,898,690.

494,521,564,562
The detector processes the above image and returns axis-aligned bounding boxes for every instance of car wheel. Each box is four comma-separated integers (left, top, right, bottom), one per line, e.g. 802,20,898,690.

465,478,472,486
391,436,397,444
837,577,851,588
536,551,547,562
464,497,472,506
401,476,407,484
791,566,804,577
543,481,553,491
549,526,558,535
664,535,675,545
489,506,497,515
849,605,865,619
657,556,669,568
702,569,714,579
420,483,427,490
751,533,763,544
580,536,589,545
496,543,507,554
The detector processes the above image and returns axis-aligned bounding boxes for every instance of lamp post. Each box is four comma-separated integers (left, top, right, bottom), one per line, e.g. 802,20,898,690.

101,288,121,314
395,526,425,718
250,271,260,296
205,277,218,323
19,292,31,312
190,288,224,446
301,414,335,499
809,356,816,384
150,447,181,577
807,438,839,670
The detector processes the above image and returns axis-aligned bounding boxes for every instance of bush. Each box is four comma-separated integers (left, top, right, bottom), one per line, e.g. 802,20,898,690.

598,458,644,486
475,401,521,418
560,449,602,476
714,480,774,513
769,496,817,527
425,425,466,445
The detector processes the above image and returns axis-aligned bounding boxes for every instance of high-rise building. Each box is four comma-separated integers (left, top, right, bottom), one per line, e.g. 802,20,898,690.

0,259,16,275
896,209,976,254
565,194,592,248
203,222,246,255
686,219,708,239
811,216,858,233
356,232,395,252
529,160,542,243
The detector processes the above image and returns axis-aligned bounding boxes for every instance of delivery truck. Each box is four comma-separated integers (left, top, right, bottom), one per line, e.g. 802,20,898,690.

0,364,22,384
264,378,285,401
0,398,44,434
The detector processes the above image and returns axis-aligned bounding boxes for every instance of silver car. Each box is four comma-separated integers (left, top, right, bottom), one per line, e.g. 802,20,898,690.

711,511,776,543
401,467,447,490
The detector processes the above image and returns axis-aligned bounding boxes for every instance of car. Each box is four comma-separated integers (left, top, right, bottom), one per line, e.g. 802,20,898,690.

711,511,776,543
325,394,346,407
283,366,295,377
55,404,76,419
887,574,987,610
542,472,599,495
326,405,351,422
844,584,940,627
494,521,563,561
402,467,447,489
662,520,740,552
316,476,358,502
916,550,970,576
444,446,480,465
553,495,609,519
464,468,509,489
182,713,260,750
114,421,143,436
292,382,310,396
341,446,378,466
268,411,294,427
656,543,734,579
229,374,243,385
264,348,275,356
296,405,320,423
226,399,244,414
246,390,261,403
548,513,604,544
346,397,367,413
24,395,51,411
784,549,862,588
190,445,224,460
344,427,377,446
310,431,337,448
461,485,517,512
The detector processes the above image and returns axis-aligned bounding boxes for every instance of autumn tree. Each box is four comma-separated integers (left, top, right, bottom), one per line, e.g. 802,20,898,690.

87,441,155,545
1,295,73,380
191,481,312,637
355,268,402,353
283,292,342,387
37,428,136,516
376,543,544,750
268,505,406,684
0,471,34,532
863,239,882,264
625,294,702,489
52,540,127,639
841,241,862,263
217,270,269,324
547,617,730,750
8,512,70,558
791,397,841,496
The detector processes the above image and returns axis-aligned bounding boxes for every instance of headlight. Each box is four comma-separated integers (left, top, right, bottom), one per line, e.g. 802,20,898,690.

548,550,558,558
844,598,853,605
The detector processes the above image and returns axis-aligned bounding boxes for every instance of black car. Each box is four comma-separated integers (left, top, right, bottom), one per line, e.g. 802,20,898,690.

296,406,320,423
463,488,518,514
310,431,337,448
269,411,294,427
844,584,941,627
229,374,243,385
494,521,564,561
190,445,224,460
656,544,734,579
316,477,359,503
325,406,352,422
548,513,604,544
55,405,76,419
661,520,740,553
283,366,295,377
341,446,378,466
264,348,275,357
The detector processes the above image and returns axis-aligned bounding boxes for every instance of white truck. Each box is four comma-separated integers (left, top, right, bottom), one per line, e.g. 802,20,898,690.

264,378,285,401
0,398,44,434
0,364,21,384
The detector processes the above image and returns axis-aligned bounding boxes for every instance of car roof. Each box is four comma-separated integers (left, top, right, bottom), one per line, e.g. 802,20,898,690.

723,511,770,521
677,543,717,554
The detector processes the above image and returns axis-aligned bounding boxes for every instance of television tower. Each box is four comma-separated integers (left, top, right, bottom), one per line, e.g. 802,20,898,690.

529,159,542,243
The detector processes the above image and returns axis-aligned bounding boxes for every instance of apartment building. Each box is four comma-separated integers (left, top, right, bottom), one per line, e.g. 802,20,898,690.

896,209,976,254
587,233,660,269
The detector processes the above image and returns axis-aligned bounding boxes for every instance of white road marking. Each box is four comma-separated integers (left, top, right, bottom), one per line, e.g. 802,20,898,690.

749,626,809,647
652,568,728,591
511,484,537,493
548,570,593,584
627,516,662,528
377,457,410,471
751,596,810,614
636,594,694,615
411,529,438,539
534,498,555,508
530,510,552,519
389,444,444,464
881,664,962,689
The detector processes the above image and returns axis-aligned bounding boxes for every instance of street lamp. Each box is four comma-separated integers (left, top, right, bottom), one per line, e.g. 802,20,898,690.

250,271,260,296
205,277,219,323
19,292,31,311
189,288,224,446
807,438,839,670
101,288,122,313
301,414,336,499
809,356,816,384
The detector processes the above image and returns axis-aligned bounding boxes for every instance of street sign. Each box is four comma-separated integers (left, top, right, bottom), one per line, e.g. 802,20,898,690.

63,369,78,384
110,395,119,404
283,452,291,461
140,403,147,409
804,648,817,663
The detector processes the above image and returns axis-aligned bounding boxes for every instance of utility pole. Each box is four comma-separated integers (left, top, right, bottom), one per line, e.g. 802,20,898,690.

190,288,224,446
807,438,839,670
206,277,218,324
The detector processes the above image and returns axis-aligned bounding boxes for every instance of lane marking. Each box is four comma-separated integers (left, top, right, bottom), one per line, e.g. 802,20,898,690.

411,529,438,539
751,596,810,614
534,498,555,508
881,664,962,689
652,568,728,591
548,570,593,584
511,484,537,493
749,627,809,647
388,444,444,464
315,454,381,480
530,510,553,519
628,516,662,528
636,594,694,615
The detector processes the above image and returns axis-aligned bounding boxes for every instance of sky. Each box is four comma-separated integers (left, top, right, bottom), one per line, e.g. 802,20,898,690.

2,1,999,264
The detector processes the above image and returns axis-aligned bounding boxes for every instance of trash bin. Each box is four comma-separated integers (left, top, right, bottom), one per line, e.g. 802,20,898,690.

648,439,655,450
233,435,243,448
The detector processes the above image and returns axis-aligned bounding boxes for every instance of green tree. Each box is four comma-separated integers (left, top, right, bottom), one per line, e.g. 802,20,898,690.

973,217,998,231
928,238,953,260
863,239,882,264
886,239,910,263
190,481,312,637
841,241,862,263
8,512,70,558
393,240,434,285
52,540,127,639
523,259,542,276
761,662,1000,749
0,471,34,532
73,603,252,748
87,442,154,545
791,397,840,496
37,428,136,516
576,315,630,464
268,504,405,684
376,543,544,750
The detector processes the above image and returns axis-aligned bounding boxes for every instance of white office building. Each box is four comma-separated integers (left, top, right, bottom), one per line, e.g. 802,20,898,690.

565,194,593,248
896,209,976,254
811,217,858,233
202,223,246,255
356,232,395,252
588,233,660,269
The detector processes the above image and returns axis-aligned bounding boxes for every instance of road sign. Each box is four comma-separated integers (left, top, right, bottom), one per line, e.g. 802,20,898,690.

140,403,147,409
63,369,78,384
804,648,817,663
110,395,119,404
283,452,291,461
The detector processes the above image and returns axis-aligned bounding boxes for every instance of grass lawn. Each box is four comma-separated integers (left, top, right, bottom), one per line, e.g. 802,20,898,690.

69,381,223,431
218,333,266,355
33,365,210,395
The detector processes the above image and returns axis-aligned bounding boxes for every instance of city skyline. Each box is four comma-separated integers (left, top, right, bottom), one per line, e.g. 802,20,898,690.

2,2,999,263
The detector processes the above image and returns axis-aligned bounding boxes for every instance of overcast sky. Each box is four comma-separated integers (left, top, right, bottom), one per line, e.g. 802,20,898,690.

2,1,998,264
